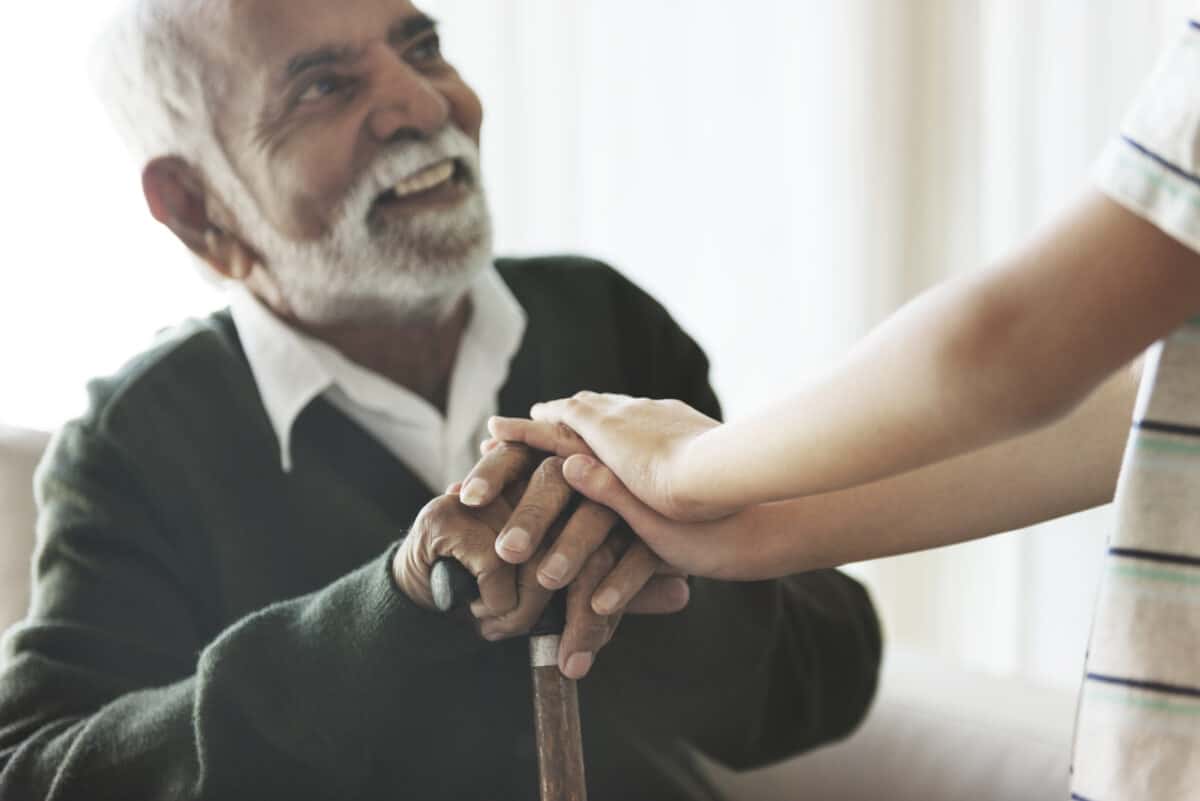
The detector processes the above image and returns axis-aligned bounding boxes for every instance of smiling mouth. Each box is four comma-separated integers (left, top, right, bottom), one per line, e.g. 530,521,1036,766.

372,159,468,212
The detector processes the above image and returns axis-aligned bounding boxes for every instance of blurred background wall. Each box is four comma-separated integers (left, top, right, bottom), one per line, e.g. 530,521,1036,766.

1,0,1195,688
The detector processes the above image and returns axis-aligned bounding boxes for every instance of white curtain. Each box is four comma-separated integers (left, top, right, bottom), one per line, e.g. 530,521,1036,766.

2,1,1194,686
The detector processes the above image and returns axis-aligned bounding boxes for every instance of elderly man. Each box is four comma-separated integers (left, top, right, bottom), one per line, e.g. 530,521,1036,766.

0,0,881,799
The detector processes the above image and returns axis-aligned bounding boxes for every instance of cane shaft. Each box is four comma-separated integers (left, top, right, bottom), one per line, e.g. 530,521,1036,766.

530,635,587,801
434,559,587,798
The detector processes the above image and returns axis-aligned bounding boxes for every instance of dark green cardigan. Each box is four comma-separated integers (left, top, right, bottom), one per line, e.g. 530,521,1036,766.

0,257,881,800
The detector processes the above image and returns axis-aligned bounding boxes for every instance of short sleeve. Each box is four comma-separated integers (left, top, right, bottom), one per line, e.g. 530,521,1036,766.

1094,21,1200,254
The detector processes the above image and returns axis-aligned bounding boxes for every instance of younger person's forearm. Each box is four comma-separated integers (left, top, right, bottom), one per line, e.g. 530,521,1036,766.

734,361,1136,577
685,192,1198,512
685,277,1042,510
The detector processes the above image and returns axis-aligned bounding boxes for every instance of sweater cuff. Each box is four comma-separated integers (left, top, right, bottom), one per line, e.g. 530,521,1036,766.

370,541,485,661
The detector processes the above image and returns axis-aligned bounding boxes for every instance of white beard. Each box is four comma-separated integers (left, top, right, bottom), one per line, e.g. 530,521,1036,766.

223,125,494,325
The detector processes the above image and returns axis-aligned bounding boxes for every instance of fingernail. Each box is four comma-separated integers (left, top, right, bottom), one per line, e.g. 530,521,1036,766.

497,527,531,554
564,651,594,679
667,578,691,607
461,478,489,506
593,588,621,615
563,455,595,483
540,554,569,586
482,626,503,642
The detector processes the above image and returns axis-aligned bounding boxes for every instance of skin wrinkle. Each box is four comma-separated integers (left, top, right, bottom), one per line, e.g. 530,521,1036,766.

233,9,459,233
185,1,490,331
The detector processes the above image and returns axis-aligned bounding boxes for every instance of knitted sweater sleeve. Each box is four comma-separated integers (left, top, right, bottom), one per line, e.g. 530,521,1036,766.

0,420,483,800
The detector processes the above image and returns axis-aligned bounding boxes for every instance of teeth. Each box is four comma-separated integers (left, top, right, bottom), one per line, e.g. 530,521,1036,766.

392,160,456,198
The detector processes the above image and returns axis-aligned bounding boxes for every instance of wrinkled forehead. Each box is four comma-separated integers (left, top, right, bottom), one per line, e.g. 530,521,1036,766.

207,0,428,86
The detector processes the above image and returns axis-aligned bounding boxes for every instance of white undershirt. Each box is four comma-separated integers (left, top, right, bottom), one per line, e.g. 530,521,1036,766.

228,266,527,493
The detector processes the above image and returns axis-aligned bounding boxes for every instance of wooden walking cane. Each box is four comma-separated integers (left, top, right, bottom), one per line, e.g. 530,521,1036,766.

431,558,588,801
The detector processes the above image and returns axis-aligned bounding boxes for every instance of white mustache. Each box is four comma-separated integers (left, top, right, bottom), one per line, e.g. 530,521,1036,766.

342,125,481,222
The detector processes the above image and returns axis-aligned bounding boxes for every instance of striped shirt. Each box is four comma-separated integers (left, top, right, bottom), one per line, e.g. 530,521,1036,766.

1071,20,1200,801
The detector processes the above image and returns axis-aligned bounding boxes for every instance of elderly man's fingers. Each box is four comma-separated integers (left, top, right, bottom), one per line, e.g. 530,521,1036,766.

536,500,619,590
500,476,529,508
458,441,539,508
473,570,518,617
624,576,691,614
494,457,574,564
446,486,514,532
487,417,596,459
476,557,555,641
558,539,625,680
397,495,518,614
590,540,665,615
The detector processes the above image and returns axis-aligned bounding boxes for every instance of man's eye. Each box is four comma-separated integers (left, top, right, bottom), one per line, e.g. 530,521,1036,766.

298,76,348,104
408,35,443,64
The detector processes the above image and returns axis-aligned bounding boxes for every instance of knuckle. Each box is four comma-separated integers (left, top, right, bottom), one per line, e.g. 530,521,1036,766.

494,441,529,461
489,618,525,637
587,545,619,575
498,601,541,631
627,540,655,564
473,567,505,593
513,503,549,526
535,456,566,480
580,500,618,531
577,617,612,645
423,495,460,528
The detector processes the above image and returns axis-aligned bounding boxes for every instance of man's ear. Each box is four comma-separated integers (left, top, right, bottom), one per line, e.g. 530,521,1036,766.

141,157,258,281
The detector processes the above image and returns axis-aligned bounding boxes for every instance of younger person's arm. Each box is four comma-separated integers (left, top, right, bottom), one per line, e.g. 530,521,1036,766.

544,358,1138,582
495,190,1200,522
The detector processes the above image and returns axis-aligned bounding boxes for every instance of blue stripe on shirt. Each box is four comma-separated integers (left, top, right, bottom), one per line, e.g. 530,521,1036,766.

1109,547,1200,569
1136,420,1200,439
1121,135,1200,188
1087,672,1200,700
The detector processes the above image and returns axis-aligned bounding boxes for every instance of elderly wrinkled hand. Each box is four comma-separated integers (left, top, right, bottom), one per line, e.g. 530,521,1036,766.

393,441,689,679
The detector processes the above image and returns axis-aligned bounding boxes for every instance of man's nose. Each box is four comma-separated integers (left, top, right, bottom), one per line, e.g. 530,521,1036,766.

365,46,450,142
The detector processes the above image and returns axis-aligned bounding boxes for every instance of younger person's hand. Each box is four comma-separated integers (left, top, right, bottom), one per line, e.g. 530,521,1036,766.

557,453,775,580
488,392,735,522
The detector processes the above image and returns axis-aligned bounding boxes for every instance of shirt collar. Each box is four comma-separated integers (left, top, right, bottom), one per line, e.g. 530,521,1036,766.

229,265,527,473
228,284,331,472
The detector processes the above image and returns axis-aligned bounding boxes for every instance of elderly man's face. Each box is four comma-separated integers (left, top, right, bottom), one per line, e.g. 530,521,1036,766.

205,0,490,321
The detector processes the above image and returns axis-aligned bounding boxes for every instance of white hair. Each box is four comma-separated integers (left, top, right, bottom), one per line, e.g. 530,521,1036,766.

91,0,240,191
90,0,250,289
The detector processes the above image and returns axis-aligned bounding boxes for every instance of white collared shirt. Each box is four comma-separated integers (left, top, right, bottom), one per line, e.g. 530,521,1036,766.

229,266,527,493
